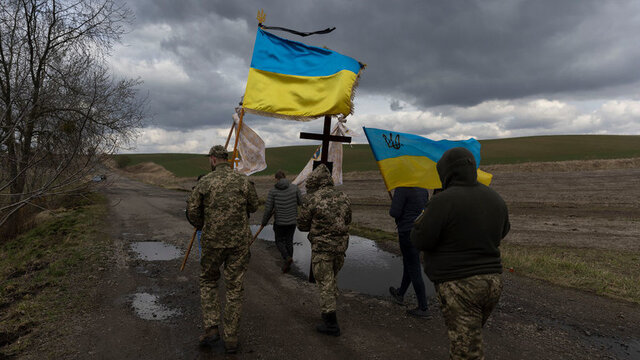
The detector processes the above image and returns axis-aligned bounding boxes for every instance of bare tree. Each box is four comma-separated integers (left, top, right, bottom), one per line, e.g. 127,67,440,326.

0,0,146,232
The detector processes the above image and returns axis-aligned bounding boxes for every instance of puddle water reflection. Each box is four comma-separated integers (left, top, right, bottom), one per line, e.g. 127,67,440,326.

130,242,182,261
252,225,435,298
131,292,180,321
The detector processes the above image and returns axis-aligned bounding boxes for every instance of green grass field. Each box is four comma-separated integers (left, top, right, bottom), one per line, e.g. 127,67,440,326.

114,134,640,178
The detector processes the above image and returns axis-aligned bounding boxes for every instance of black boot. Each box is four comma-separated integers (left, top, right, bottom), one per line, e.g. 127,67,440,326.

316,312,341,336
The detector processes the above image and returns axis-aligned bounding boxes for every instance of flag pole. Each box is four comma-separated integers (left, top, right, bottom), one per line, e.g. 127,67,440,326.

180,228,198,271
224,122,236,150
231,109,245,167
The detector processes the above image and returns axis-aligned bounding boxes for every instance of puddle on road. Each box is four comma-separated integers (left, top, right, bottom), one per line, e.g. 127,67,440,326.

130,242,182,261
251,225,435,298
591,337,640,359
131,292,180,321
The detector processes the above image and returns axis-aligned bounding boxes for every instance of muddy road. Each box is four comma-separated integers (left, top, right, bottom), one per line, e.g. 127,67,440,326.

58,163,640,359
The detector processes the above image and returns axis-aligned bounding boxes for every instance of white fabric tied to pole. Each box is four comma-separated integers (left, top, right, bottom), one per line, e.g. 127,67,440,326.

232,111,267,175
293,117,354,192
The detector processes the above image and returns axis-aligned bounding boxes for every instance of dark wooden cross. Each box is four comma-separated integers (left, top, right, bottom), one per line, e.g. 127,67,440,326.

299,115,351,172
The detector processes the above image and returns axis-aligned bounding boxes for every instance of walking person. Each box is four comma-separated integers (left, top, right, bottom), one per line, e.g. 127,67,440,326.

261,170,302,273
411,147,510,360
388,187,430,318
297,164,352,336
186,145,259,354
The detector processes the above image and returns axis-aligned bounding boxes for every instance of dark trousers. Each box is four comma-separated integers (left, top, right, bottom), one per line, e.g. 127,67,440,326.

273,224,296,260
398,230,428,310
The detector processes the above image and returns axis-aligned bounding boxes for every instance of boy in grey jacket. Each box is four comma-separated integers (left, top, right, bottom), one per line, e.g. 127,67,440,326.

262,170,302,272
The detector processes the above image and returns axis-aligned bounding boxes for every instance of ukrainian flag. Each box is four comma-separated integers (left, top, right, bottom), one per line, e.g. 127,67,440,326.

243,28,364,120
363,127,493,190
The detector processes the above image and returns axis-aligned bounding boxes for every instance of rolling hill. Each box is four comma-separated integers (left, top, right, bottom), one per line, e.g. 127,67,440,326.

113,135,640,178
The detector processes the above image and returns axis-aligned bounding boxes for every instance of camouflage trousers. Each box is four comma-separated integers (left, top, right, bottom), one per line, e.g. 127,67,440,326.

200,246,250,343
435,273,503,360
311,251,345,313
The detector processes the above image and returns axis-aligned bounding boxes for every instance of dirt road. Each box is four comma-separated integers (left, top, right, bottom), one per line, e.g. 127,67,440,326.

58,166,640,359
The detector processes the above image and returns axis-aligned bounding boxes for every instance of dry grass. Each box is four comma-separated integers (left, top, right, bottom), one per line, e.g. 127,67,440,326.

485,157,640,173
0,194,110,357
501,243,640,304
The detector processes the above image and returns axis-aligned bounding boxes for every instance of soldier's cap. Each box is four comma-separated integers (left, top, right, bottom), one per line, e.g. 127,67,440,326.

206,145,229,159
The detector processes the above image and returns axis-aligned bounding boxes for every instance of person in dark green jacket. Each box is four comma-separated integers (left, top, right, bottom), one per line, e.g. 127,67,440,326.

411,147,510,360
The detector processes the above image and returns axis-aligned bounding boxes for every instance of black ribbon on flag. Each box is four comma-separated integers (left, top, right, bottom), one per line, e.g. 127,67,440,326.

259,23,336,37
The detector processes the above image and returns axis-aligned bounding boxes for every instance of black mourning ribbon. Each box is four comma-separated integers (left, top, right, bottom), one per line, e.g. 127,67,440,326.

259,23,335,37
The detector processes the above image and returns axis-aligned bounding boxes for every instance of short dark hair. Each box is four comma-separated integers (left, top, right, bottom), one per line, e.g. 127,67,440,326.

275,170,286,180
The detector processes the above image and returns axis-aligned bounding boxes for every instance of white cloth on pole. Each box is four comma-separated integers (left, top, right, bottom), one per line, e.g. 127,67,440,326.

293,118,353,192
232,110,267,175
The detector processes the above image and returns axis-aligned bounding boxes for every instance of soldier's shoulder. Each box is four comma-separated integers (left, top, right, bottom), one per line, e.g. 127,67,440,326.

332,188,351,206
229,170,252,184
200,171,215,181
199,171,218,183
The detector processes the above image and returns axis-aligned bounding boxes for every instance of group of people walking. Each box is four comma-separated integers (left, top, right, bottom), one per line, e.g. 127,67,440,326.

186,144,510,359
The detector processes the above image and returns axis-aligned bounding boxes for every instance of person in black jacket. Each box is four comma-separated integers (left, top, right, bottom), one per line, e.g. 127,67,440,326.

262,170,302,273
388,187,430,318
411,147,510,360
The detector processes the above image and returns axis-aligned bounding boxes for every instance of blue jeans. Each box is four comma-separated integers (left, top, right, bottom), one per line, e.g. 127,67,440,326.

397,230,428,310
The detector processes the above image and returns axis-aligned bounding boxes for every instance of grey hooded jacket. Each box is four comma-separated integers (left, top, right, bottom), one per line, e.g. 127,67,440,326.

262,178,302,226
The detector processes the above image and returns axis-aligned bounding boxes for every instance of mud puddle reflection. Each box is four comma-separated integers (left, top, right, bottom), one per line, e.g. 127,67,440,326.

252,225,435,298
130,241,182,261
130,292,180,321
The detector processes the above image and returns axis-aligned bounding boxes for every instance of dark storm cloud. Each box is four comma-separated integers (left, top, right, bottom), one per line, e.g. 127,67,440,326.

119,0,640,130
389,99,404,111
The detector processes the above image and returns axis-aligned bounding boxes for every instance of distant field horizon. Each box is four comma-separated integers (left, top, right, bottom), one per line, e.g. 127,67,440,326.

114,134,640,178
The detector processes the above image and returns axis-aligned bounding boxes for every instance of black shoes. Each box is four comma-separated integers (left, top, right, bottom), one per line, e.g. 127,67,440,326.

198,326,220,346
389,286,404,305
406,307,431,319
316,312,341,336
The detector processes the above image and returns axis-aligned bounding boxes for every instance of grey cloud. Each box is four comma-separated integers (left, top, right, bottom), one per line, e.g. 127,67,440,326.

389,99,404,111
120,0,640,131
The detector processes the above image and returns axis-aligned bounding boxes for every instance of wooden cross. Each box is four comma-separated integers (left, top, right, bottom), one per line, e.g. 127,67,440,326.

299,115,352,172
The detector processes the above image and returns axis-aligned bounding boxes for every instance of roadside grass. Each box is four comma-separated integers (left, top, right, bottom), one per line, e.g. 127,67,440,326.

501,243,640,305
0,193,110,357
348,224,640,305
349,223,397,242
113,134,640,177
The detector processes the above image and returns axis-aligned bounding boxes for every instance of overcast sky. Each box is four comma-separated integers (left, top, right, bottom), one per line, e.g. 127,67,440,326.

109,0,640,153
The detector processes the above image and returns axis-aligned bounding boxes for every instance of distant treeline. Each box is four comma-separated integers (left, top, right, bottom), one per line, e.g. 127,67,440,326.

113,135,640,178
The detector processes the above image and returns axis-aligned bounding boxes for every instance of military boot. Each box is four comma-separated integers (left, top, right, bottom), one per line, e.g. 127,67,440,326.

224,340,239,354
316,312,341,336
198,325,220,346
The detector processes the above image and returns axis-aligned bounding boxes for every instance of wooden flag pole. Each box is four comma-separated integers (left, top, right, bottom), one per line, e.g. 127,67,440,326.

230,109,244,167
224,122,236,150
250,224,265,246
180,228,198,271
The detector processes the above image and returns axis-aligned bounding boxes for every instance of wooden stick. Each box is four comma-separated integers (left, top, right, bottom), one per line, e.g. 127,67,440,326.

224,122,236,150
308,262,316,283
230,109,244,167
250,224,265,246
388,190,393,200
180,228,198,271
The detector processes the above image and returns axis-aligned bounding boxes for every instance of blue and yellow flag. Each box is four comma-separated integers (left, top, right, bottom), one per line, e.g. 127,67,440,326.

363,127,493,190
243,28,364,120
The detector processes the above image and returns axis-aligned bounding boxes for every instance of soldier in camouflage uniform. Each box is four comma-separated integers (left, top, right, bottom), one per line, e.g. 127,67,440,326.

297,164,352,336
411,147,510,360
186,145,259,354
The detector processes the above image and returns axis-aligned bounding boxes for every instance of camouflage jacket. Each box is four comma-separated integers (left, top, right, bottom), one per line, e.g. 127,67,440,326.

297,165,352,253
187,162,259,248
